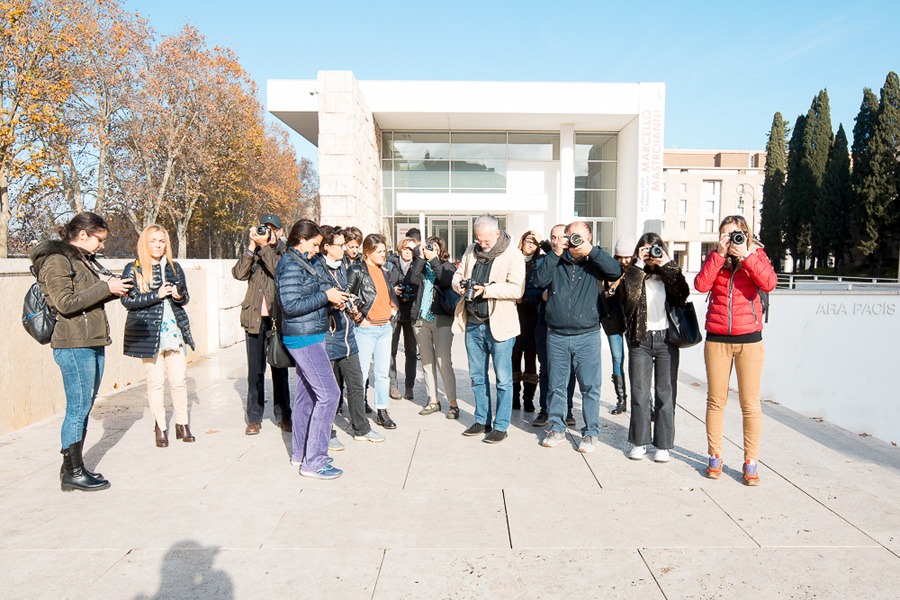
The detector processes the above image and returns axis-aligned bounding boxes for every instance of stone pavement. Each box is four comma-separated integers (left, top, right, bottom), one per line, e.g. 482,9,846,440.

1,338,899,599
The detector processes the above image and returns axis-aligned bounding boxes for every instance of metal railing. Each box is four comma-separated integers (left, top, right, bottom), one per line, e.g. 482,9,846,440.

776,273,900,291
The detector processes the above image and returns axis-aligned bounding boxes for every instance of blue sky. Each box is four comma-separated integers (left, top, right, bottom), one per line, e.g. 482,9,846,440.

126,0,899,165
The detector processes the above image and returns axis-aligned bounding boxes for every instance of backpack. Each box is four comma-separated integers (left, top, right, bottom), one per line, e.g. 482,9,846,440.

22,259,74,345
759,289,770,323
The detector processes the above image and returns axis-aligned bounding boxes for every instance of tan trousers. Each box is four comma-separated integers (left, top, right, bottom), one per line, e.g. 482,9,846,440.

414,317,457,402
143,347,189,430
704,340,764,461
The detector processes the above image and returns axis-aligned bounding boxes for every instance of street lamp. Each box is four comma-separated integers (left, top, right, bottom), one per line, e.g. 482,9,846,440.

737,183,756,234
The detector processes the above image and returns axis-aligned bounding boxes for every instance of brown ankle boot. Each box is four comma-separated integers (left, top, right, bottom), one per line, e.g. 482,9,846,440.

155,423,168,447
175,424,195,443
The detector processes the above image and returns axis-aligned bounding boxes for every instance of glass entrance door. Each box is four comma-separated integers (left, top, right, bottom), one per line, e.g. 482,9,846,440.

427,217,472,261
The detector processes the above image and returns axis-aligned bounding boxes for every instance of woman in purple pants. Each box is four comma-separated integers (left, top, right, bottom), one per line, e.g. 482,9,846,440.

275,220,351,479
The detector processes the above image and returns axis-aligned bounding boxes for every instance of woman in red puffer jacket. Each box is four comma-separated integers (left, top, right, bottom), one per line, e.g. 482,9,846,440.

694,215,777,486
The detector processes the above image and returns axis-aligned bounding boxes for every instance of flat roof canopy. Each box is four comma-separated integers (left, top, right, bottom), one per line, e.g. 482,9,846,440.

268,78,663,145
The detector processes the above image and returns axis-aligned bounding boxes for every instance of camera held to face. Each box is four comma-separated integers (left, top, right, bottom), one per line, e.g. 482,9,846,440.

539,240,552,254
565,233,584,247
729,231,747,246
648,243,665,260
459,278,478,302
255,224,272,240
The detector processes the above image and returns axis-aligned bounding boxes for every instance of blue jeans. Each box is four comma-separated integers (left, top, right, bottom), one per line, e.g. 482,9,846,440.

547,330,602,437
535,315,574,415
53,347,105,449
288,342,340,471
607,332,625,377
355,323,393,409
465,322,514,432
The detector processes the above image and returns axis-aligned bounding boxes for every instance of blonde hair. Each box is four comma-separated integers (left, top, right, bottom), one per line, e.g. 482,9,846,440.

397,237,417,252
135,225,174,293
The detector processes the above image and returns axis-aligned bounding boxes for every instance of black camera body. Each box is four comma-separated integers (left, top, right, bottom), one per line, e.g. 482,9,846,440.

398,284,415,303
648,243,665,259
566,233,584,247
729,231,747,246
255,224,270,236
425,241,435,251
459,278,478,302
343,294,363,322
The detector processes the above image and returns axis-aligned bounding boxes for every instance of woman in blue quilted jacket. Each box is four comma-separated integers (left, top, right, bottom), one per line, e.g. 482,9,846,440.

275,220,351,480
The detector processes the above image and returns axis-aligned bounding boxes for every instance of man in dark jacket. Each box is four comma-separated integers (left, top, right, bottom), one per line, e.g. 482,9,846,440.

534,221,622,453
231,214,291,435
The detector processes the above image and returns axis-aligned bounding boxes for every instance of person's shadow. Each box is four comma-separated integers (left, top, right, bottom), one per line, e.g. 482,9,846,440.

133,540,233,600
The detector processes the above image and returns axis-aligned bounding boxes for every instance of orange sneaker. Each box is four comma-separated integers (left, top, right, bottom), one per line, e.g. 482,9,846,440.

743,460,760,486
706,455,723,479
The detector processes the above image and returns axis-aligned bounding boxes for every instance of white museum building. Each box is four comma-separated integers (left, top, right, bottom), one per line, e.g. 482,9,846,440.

268,71,665,258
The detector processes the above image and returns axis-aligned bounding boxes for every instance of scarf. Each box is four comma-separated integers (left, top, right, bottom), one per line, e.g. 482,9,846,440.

419,261,436,322
473,231,510,265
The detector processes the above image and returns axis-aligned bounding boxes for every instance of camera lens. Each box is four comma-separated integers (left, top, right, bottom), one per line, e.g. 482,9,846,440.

426,242,434,251
568,233,583,247
730,231,746,246
256,225,268,236
649,244,664,259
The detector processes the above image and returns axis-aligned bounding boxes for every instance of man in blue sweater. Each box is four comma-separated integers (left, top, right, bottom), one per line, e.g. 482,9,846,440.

533,221,622,453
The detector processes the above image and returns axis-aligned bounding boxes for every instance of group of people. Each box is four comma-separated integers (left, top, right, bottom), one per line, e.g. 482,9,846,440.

32,209,775,490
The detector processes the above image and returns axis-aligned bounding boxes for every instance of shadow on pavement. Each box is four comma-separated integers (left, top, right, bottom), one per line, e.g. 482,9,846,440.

133,540,233,600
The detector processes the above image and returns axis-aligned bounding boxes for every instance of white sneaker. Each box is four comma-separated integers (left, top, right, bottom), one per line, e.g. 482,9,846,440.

328,435,346,451
627,444,646,460
653,448,670,463
577,435,597,454
541,430,567,448
353,430,385,443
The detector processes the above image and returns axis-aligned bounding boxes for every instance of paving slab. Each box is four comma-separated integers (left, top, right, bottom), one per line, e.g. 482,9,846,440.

642,547,900,600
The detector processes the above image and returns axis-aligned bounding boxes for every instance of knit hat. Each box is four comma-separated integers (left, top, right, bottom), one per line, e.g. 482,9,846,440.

614,236,635,257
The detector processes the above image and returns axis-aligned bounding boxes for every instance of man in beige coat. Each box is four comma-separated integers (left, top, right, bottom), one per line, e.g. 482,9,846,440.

452,215,525,443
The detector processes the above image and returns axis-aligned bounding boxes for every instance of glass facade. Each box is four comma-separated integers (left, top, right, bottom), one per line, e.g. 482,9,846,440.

574,133,617,219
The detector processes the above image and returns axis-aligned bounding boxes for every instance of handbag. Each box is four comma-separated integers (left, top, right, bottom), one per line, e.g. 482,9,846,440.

599,293,626,335
665,301,703,348
265,322,294,369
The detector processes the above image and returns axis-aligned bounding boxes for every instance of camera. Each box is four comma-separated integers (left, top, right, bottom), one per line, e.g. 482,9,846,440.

343,294,362,322
539,240,552,254
648,243,665,260
459,278,478,302
255,224,271,237
398,284,415,303
566,233,584,247
729,231,747,246
425,241,435,251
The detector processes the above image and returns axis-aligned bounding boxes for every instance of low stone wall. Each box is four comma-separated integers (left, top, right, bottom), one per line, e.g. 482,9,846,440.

0,259,246,436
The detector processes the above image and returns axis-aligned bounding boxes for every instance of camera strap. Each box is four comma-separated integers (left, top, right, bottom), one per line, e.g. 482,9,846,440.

286,249,343,291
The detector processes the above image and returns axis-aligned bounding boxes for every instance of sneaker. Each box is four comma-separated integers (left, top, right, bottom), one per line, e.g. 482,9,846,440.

245,422,261,435
627,444,646,460
706,455,724,479
300,464,344,480
403,387,415,400
541,430,567,448
389,387,401,399
328,436,346,452
483,429,508,444
352,430,385,443
577,435,597,453
743,459,759,486
531,413,549,427
653,448,670,463
565,414,577,428
462,423,488,436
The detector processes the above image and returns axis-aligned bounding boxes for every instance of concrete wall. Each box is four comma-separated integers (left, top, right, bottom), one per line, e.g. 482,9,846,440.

317,71,382,235
0,259,246,436
677,289,900,444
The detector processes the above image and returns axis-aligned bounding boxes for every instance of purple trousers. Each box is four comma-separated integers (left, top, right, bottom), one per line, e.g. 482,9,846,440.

287,342,340,471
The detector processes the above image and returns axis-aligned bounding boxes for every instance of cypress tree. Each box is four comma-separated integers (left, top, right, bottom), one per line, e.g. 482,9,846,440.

817,125,852,273
850,88,879,269
760,112,787,271
858,72,900,277
803,90,834,270
782,113,806,271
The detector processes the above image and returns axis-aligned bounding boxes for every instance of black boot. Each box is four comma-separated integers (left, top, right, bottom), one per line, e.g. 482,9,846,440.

61,440,110,492
522,382,537,413
60,426,103,481
610,375,627,415
512,373,521,410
